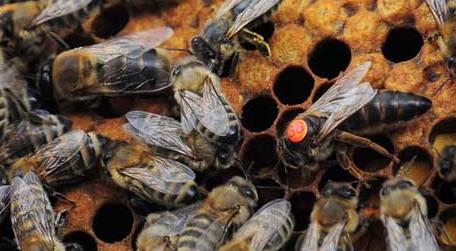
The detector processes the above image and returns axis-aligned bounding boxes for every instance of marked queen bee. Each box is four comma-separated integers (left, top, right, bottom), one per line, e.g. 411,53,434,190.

191,0,281,75
36,26,173,105
278,62,432,176
379,177,440,251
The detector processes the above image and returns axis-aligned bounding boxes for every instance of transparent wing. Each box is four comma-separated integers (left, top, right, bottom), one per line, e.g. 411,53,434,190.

409,203,439,251
31,0,93,26
299,222,319,251
119,156,195,195
0,185,10,216
178,90,201,134
149,202,202,235
227,0,281,38
76,27,174,63
425,0,450,29
381,215,409,251
216,0,244,17
124,111,195,158
302,62,376,141
11,172,55,249
319,221,346,251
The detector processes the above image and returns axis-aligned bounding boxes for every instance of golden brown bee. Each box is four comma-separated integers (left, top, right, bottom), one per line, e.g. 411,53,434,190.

36,27,173,105
177,176,258,251
7,129,105,187
0,109,72,165
10,171,65,251
296,182,360,251
136,202,201,251
437,145,456,181
278,62,431,175
191,0,281,75
219,198,294,251
379,177,439,251
104,141,206,208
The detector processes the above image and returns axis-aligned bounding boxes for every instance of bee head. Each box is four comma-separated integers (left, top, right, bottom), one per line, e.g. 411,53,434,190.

226,176,258,207
380,178,416,198
322,182,357,200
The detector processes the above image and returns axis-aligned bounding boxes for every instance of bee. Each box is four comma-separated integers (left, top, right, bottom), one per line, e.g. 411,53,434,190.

437,145,456,181
0,184,10,226
170,56,241,168
379,177,439,251
191,0,281,75
0,109,72,165
104,141,206,208
35,26,173,104
136,202,201,251
7,129,105,187
10,171,65,251
177,176,258,251
296,182,360,251
278,62,432,174
219,198,294,251
0,0,101,66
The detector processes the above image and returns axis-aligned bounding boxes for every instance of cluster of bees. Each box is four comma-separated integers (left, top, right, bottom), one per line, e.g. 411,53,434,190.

0,0,453,251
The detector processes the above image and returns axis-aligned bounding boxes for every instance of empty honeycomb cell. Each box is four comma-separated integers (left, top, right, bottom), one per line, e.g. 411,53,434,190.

432,176,456,204
381,27,424,63
241,96,278,132
63,32,95,49
423,194,439,218
95,97,135,119
273,66,314,105
241,135,278,177
276,108,305,136
429,117,456,153
255,179,286,208
353,134,395,173
395,146,433,186
92,203,134,243
63,231,98,251
289,192,316,231
439,208,456,246
318,165,357,191
92,4,130,39
279,165,317,189
359,177,387,211
308,38,351,79
240,21,275,51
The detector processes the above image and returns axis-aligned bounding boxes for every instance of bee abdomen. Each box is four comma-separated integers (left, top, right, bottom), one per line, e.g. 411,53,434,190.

178,213,221,251
342,90,432,134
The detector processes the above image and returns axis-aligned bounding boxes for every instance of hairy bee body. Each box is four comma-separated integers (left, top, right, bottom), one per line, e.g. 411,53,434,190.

106,142,205,207
341,91,432,135
438,145,456,180
8,130,104,187
177,176,258,251
0,110,72,165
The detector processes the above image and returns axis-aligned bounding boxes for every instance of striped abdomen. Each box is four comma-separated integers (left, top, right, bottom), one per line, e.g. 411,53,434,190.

178,212,225,251
341,90,432,135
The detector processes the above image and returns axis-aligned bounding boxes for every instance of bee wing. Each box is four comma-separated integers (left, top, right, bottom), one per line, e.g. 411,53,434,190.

246,199,293,251
319,221,346,251
425,0,450,30
178,90,202,134
119,156,196,195
152,202,202,234
31,0,93,27
227,0,281,38
381,215,409,251
0,185,10,216
216,0,244,17
409,203,439,251
298,222,320,251
11,172,56,249
124,111,196,158
302,62,376,141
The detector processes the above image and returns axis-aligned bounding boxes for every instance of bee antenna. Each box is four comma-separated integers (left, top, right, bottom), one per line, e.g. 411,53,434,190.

432,78,451,96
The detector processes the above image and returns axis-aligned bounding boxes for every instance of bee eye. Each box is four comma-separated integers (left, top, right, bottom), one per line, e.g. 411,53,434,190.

240,186,256,200
286,119,308,144
322,187,333,197
380,187,390,197
338,187,355,199
171,67,181,78
398,180,414,189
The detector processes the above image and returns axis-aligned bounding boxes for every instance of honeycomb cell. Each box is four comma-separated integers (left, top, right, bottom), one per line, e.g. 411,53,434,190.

395,146,433,186
241,96,278,133
289,192,316,231
256,179,286,208
312,82,332,102
433,176,456,204
95,97,134,119
273,66,314,105
423,194,439,218
276,108,305,136
439,208,456,246
358,177,387,210
308,38,351,79
200,167,245,191
381,27,423,63
63,231,98,251
318,165,357,191
64,32,95,49
279,165,316,189
92,4,130,39
92,203,134,243
241,135,278,177
240,21,275,51
429,117,456,153
353,134,394,173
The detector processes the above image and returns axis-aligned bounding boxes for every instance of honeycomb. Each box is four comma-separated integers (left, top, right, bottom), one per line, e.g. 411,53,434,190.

2,0,455,250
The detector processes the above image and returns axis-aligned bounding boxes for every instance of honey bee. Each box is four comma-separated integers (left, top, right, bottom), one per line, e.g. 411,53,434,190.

36,26,173,104
136,202,201,251
437,145,456,181
219,198,294,251
177,176,258,251
170,56,241,168
379,177,439,251
10,171,65,251
7,129,105,187
278,62,432,174
0,109,72,165
191,0,281,75
0,184,10,225
0,0,101,66
296,182,360,251
104,141,206,208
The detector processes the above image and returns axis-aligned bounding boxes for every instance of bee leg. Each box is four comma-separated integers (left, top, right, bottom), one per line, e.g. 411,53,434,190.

334,131,400,163
54,209,69,230
239,28,271,57
45,31,70,50
336,145,364,180
65,242,84,251
44,184,77,207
